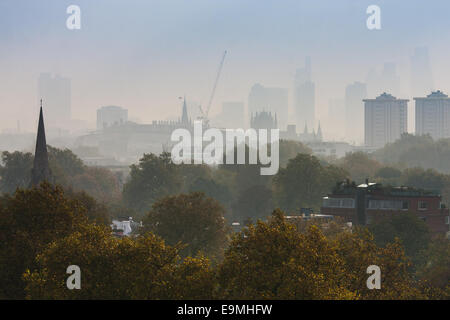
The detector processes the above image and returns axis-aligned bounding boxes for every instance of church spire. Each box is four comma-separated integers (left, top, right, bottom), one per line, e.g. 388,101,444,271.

303,121,308,134
181,96,189,124
30,100,52,186
317,121,323,141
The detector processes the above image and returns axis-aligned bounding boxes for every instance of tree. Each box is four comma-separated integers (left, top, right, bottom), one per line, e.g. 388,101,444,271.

416,235,450,296
278,139,311,168
24,225,216,299
0,183,88,299
217,210,428,300
0,151,34,194
217,210,355,299
273,154,347,213
123,152,182,216
142,192,228,257
232,185,273,222
368,211,431,266
338,152,382,184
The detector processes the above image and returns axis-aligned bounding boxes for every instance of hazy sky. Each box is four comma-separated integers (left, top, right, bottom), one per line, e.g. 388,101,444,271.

1,0,450,137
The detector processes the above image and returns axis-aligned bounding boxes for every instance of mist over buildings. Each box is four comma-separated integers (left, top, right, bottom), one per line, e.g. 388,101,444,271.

1,0,449,151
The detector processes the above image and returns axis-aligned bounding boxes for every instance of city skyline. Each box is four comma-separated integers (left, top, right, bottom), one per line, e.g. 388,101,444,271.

2,0,450,139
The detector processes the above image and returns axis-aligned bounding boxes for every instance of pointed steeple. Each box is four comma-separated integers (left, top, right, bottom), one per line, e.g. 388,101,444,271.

181,96,189,124
317,121,323,141
303,121,308,134
30,100,52,186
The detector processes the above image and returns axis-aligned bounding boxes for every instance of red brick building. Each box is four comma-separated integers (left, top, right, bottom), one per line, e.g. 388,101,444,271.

321,180,450,234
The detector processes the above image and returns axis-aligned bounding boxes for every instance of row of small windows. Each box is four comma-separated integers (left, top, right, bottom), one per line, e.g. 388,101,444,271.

323,198,432,210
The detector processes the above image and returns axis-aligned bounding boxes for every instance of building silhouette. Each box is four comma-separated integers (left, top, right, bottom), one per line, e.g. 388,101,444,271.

410,47,434,97
294,57,315,131
250,111,277,130
345,82,367,143
248,84,288,129
97,106,128,130
30,101,52,186
363,93,408,148
414,90,450,140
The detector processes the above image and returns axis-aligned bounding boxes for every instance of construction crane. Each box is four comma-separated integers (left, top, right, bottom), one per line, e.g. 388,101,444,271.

198,50,227,127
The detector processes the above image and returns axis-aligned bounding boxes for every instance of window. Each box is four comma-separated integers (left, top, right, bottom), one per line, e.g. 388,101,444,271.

402,201,409,210
445,216,450,225
418,201,428,210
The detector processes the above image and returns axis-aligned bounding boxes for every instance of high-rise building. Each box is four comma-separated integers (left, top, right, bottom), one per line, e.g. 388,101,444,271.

294,57,315,130
410,47,434,97
216,102,245,129
414,90,450,140
363,93,408,148
37,73,71,126
345,82,367,143
248,84,288,129
97,106,129,130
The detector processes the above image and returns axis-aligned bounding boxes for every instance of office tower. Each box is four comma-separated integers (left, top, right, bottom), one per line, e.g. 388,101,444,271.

248,84,288,129
37,73,71,125
294,57,315,130
218,102,245,129
97,106,128,130
363,93,408,148
410,47,434,97
380,63,400,96
345,82,367,143
414,90,450,140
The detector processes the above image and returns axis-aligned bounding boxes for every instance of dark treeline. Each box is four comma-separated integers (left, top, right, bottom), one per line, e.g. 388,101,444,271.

0,135,449,299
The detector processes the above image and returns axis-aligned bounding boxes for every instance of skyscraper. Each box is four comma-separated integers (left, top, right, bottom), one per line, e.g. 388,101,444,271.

410,47,434,97
248,84,288,129
345,82,367,143
217,102,245,129
38,73,71,126
294,57,315,131
414,90,450,140
363,93,408,148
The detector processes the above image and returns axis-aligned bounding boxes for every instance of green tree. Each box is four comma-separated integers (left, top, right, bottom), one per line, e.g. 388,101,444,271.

0,151,34,194
142,192,228,257
368,211,431,266
24,224,215,299
0,183,88,299
273,154,347,213
123,152,182,216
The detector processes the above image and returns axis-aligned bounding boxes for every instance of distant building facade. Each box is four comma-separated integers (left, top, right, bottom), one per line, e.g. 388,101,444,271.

250,111,277,130
38,73,71,125
294,57,315,131
363,93,408,148
215,102,245,129
410,47,434,97
321,180,450,234
76,98,192,163
97,106,128,130
414,90,450,140
345,82,367,143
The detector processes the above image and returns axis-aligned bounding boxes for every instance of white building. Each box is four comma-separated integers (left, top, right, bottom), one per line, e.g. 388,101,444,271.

414,90,450,140
363,93,408,148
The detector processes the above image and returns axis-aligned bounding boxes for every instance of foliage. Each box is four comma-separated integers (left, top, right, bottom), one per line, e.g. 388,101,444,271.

122,153,182,217
273,154,348,213
142,192,228,257
0,183,88,299
24,225,215,299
